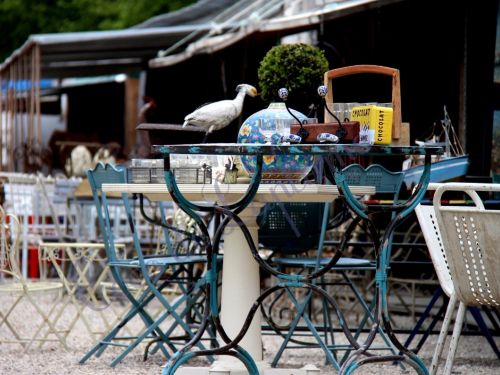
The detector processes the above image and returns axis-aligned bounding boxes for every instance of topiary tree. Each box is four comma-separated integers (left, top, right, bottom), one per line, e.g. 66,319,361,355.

257,43,329,112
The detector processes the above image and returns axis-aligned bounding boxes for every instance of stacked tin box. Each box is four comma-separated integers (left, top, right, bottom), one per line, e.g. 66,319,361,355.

129,159,212,184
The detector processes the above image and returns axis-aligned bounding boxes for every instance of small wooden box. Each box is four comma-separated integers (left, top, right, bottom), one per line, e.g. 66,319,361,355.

290,121,360,143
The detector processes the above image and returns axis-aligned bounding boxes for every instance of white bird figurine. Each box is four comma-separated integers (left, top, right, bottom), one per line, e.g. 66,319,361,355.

182,84,258,142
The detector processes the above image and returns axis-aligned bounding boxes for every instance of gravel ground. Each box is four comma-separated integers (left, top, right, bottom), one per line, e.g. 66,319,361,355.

1,294,498,375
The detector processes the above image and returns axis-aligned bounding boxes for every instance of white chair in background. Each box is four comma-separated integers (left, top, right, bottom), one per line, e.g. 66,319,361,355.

0,206,66,350
415,182,500,375
1,172,83,276
1,172,41,277
37,241,133,345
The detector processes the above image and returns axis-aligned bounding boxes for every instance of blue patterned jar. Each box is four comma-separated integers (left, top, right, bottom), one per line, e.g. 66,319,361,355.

237,103,315,182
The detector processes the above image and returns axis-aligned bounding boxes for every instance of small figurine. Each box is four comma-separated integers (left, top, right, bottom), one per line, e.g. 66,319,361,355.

223,156,238,184
281,134,302,144
317,133,339,143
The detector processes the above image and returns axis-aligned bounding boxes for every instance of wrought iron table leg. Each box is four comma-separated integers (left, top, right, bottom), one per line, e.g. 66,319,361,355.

328,154,433,375
160,155,264,374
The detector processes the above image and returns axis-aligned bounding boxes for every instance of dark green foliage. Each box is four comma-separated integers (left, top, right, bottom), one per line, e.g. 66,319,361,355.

0,0,195,61
257,43,329,107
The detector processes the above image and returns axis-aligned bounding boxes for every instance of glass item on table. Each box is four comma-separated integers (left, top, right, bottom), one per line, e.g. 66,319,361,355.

378,102,393,108
275,117,292,137
329,102,360,122
344,102,360,121
258,118,277,144
129,157,213,184
332,103,347,122
128,159,164,183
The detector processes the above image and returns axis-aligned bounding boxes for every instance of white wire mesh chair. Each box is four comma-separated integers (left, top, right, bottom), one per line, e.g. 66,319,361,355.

37,241,135,346
0,205,66,350
415,182,500,375
36,173,82,241
0,172,82,277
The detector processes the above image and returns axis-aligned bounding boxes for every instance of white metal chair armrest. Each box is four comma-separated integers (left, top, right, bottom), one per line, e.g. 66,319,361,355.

423,182,500,375
433,182,500,307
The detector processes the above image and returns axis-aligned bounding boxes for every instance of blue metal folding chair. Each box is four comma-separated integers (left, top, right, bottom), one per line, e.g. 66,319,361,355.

79,163,218,367
259,163,405,370
259,201,370,369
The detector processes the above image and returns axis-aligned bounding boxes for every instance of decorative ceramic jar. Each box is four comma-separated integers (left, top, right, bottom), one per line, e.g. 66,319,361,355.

237,103,315,182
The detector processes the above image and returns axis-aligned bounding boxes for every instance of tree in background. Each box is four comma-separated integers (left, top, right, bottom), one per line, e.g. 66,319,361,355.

0,0,195,61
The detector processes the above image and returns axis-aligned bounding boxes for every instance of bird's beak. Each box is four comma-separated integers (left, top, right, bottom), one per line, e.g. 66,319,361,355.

250,88,258,97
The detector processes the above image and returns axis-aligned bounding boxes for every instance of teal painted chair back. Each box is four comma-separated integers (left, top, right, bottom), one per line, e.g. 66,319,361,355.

342,163,404,199
87,162,174,257
340,163,405,260
86,162,127,189
258,164,404,257
86,163,128,264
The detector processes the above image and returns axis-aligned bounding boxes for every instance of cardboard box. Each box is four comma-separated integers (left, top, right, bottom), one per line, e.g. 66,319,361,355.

350,105,393,145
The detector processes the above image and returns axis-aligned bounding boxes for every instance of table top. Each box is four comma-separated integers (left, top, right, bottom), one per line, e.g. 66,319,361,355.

102,183,375,203
152,143,444,156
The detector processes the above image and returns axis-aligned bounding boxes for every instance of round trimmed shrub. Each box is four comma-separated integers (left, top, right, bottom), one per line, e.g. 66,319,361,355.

257,43,329,110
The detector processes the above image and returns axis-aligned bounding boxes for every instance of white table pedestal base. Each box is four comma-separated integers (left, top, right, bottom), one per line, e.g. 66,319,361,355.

219,205,264,362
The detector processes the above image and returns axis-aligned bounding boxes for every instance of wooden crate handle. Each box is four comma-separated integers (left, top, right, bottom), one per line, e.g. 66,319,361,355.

324,65,402,140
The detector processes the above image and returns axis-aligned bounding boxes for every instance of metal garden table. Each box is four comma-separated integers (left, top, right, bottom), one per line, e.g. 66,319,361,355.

148,143,443,375
102,182,374,374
